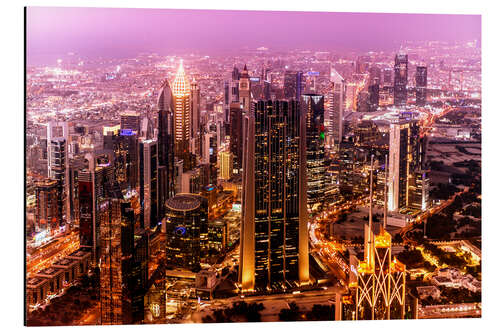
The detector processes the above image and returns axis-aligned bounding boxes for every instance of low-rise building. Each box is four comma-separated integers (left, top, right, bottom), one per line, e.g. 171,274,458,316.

416,285,441,300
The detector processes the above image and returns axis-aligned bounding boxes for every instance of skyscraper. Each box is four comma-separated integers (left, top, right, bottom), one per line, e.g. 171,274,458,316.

354,157,406,320
103,131,139,190
34,179,61,233
394,53,408,106
368,83,379,112
326,69,345,151
284,70,303,100
190,80,201,154
223,80,230,123
139,139,159,229
218,151,233,180
383,68,392,88
388,120,420,212
165,194,208,271
239,65,251,113
47,138,67,226
229,102,243,172
78,154,115,262
415,66,428,106
201,127,218,185
239,100,309,291
302,94,327,211
47,121,69,223
231,66,240,104
157,79,176,216
172,60,192,169
120,111,141,134
99,191,136,325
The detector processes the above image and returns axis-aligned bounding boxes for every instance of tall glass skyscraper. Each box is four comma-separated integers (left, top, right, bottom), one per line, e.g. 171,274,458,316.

394,53,408,106
302,94,327,211
415,66,428,106
239,100,309,292
326,68,345,151
172,61,192,170
139,139,159,229
284,70,303,100
157,78,176,210
388,120,420,212
229,102,243,172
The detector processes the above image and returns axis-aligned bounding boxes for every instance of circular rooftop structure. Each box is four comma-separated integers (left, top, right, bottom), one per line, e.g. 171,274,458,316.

165,194,201,212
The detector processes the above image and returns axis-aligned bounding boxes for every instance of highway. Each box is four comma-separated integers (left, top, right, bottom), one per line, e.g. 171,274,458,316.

401,187,470,243
418,303,481,319
308,197,369,283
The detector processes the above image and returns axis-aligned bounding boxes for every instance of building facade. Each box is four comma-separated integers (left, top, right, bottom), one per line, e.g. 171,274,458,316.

165,194,208,271
139,139,159,229
239,100,309,292
302,94,327,211
388,120,420,212
394,53,408,106
415,66,428,106
172,61,192,169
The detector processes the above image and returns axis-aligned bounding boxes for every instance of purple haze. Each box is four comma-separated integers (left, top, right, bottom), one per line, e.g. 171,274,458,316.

27,7,481,63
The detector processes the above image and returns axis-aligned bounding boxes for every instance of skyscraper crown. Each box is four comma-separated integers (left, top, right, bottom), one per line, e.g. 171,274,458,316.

172,60,190,97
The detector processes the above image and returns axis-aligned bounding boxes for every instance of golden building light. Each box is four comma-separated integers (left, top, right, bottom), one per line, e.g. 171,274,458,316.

355,155,406,320
171,60,192,165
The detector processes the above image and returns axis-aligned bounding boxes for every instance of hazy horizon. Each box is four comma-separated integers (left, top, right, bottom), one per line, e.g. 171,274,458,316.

27,7,481,65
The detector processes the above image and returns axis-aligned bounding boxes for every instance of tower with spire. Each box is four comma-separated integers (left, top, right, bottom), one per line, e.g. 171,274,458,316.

354,155,406,320
239,64,251,113
171,60,193,170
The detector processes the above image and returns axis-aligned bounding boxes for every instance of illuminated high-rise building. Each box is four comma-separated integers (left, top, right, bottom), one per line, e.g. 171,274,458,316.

326,68,345,151
383,68,392,88
99,191,136,325
231,66,240,103
68,156,86,225
388,120,420,212
201,127,218,185
338,137,370,199
408,170,430,211
354,156,406,320
229,102,243,172
302,94,327,211
284,70,303,100
120,111,141,134
415,66,427,106
34,179,61,233
157,78,176,221
394,52,408,106
239,64,251,113
164,193,208,271
47,138,67,226
47,121,69,222
239,100,309,292
223,80,231,123
139,139,159,229
78,154,114,262
368,83,379,112
103,131,139,190
172,60,192,169
218,151,233,180
369,65,381,85
190,80,201,154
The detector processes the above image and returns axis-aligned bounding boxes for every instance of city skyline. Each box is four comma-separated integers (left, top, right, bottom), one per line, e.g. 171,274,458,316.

25,6,482,326
27,7,480,65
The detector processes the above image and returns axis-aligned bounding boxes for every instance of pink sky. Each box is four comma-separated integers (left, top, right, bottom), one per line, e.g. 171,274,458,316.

26,7,481,60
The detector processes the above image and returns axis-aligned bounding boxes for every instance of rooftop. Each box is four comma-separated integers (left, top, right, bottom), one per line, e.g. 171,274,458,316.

166,194,202,212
